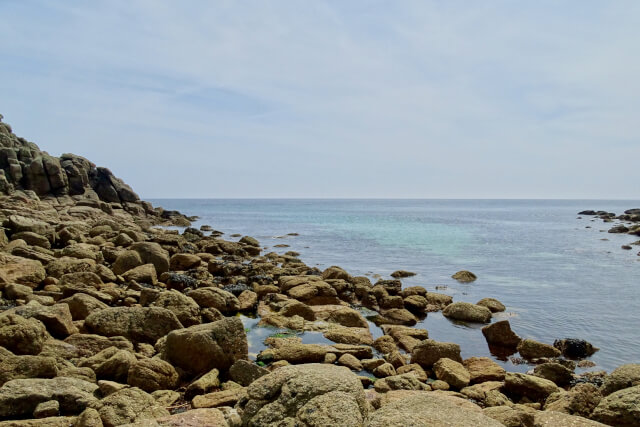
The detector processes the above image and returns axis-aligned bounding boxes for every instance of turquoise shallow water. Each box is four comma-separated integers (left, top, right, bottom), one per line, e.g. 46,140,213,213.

150,199,640,372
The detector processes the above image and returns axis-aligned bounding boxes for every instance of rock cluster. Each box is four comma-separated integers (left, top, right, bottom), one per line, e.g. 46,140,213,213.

0,116,635,426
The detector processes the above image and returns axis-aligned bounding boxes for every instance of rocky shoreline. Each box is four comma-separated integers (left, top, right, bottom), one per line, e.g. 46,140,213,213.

0,115,638,426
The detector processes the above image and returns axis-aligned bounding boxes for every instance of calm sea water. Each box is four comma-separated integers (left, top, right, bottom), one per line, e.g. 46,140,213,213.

150,199,640,372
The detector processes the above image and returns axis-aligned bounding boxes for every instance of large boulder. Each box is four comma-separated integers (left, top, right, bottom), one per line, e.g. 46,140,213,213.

367,392,502,426
443,302,491,323
164,317,248,377
600,364,640,395
410,339,462,368
504,372,560,402
0,253,46,287
239,364,367,426
84,307,183,344
129,242,170,274
94,386,169,427
591,385,640,427
0,377,98,418
0,314,49,355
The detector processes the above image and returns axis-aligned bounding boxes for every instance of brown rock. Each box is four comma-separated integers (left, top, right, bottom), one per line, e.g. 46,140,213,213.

482,320,522,348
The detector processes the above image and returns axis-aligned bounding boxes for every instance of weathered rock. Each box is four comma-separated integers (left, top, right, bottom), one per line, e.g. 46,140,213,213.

544,383,602,418
94,387,169,427
0,314,49,355
368,392,502,426
164,317,248,377
323,325,373,346
482,320,522,348
477,298,506,313
33,400,59,418
312,305,368,328
8,302,77,338
3,283,33,300
111,250,143,275
411,339,462,368
591,384,640,427
84,307,183,344
533,362,574,386
184,368,220,401
229,360,268,387
443,302,491,323
127,358,179,392
169,253,201,271
79,347,136,382
601,364,640,395
0,253,46,287
553,338,599,359
192,388,246,409
483,405,536,427
534,411,607,426
258,342,330,365
63,334,133,358
321,266,350,281
239,364,367,426
0,355,57,386
463,357,506,383
237,290,258,311
504,372,560,402
434,358,470,389
338,353,364,371
148,290,201,327
372,308,417,326
517,339,561,360
452,270,477,282
73,408,103,427
390,270,415,278
373,362,397,378
186,287,240,313
122,263,157,285
374,373,430,393
0,377,98,418
156,408,229,427
129,242,170,275
59,293,108,321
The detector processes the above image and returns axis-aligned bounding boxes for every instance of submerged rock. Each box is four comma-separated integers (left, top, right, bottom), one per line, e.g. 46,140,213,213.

553,338,599,359
452,270,477,282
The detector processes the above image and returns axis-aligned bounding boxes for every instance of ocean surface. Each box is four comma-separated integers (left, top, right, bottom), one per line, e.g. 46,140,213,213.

150,199,640,372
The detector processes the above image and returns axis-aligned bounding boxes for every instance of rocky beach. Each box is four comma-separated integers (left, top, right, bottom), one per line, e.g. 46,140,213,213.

0,114,638,427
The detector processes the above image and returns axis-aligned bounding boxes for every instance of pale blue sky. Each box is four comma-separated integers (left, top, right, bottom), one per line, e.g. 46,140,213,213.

1,1,639,198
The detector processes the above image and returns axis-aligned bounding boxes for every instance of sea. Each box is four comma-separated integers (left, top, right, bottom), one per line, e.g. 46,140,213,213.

150,199,640,373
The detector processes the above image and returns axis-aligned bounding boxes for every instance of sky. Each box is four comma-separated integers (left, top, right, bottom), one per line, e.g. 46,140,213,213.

1,1,639,199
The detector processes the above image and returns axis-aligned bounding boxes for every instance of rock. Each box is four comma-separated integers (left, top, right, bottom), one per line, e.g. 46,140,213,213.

229,360,268,387
186,287,240,313
95,387,169,427
237,290,258,311
192,388,246,409
373,363,397,378
33,400,59,418
434,358,470,389
239,364,367,426
452,270,477,282
324,325,373,346
11,231,50,249
169,253,201,271
591,384,640,427
258,342,329,365
482,320,522,348
239,235,260,246
321,266,350,281
338,353,364,371
403,295,429,313
390,270,416,278
534,411,607,426
111,250,143,275
463,357,506,383
410,339,462,368
477,298,506,313
129,242,170,274
371,308,417,326
517,338,561,359
0,253,46,287
59,293,108,321
460,381,505,403
8,302,77,338
608,225,629,233
184,368,220,400
601,364,640,395
63,334,133,358
533,362,574,386
374,373,430,393
381,325,429,352
368,392,502,426
127,358,179,392
155,408,229,427
0,355,57,386
164,317,248,377
483,405,536,427
0,314,49,355
443,302,492,323
122,264,157,285
148,290,201,327
0,377,98,418
74,408,104,427
544,383,602,418
79,347,136,383
553,338,599,359
84,307,183,344
504,372,560,402
313,305,368,328
3,283,33,300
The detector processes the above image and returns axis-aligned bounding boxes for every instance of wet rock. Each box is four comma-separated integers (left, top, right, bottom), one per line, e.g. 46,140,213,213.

504,372,560,402
390,270,416,278
434,358,470,389
424,292,453,310
411,339,462,368
591,384,640,427
95,386,169,427
164,317,248,377
239,364,367,426
443,302,492,323
368,392,501,426
517,338,561,360
477,298,506,313
482,320,522,348
84,307,183,344
0,314,49,355
553,338,599,359
452,270,477,282
463,357,506,383
127,358,179,392
608,225,629,233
